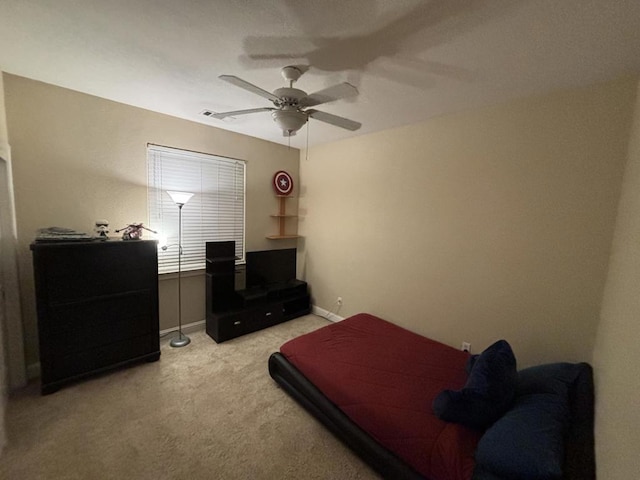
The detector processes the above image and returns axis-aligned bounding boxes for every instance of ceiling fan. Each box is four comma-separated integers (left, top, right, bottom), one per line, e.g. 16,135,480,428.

212,66,362,137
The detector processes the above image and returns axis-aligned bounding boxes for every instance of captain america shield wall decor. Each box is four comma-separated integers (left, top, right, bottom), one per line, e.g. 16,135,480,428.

273,170,294,196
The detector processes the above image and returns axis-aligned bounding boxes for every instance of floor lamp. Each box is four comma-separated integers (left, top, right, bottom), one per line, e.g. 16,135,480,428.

166,190,194,348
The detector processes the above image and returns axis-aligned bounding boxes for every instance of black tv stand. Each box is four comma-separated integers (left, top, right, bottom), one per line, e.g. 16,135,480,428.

205,242,311,343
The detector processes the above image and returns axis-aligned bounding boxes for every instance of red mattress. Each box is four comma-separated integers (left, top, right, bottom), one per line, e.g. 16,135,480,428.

280,313,481,480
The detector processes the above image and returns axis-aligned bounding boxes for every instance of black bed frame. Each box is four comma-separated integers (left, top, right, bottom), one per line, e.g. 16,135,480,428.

269,352,424,479
268,353,595,480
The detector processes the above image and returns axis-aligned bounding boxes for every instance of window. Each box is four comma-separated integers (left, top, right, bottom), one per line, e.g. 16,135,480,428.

147,144,245,274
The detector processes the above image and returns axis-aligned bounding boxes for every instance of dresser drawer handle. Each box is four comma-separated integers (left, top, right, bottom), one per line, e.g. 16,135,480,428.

265,312,272,317
233,320,241,325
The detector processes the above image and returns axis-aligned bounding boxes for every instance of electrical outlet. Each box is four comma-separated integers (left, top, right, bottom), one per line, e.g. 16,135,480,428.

337,296,343,306
461,342,471,353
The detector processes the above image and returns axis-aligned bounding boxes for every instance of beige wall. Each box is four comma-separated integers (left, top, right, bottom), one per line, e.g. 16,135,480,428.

0,74,7,155
0,70,8,455
593,79,640,478
300,76,637,368
3,73,299,367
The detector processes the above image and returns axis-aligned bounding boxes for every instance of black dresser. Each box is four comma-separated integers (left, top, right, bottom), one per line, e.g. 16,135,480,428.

31,240,160,394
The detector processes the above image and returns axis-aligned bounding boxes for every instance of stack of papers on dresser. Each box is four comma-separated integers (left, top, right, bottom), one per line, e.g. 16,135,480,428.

36,227,94,242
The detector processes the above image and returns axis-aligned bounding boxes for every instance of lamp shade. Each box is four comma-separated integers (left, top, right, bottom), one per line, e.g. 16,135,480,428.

167,191,194,206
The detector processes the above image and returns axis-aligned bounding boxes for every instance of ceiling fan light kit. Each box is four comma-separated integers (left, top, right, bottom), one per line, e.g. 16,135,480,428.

271,109,307,137
214,65,361,137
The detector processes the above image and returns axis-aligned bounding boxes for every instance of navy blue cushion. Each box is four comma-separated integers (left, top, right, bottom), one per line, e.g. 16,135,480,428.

465,354,479,374
471,466,511,480
433,340,517,430
474,393,569,480
517,362,582,398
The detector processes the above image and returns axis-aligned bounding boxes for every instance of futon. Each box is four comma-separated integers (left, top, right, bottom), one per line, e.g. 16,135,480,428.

268,313,594,480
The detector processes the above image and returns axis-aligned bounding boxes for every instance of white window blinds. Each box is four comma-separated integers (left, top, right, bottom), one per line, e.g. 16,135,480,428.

147,145,245,274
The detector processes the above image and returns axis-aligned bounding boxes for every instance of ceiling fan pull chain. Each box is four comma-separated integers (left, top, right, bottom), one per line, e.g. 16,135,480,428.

306,119,310,161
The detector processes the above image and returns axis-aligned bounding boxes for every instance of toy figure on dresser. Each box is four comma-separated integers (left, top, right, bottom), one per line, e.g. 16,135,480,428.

115,223,157,240
94,219,110,239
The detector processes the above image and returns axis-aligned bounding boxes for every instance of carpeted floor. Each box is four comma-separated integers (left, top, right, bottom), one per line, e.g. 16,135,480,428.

1,315,381,479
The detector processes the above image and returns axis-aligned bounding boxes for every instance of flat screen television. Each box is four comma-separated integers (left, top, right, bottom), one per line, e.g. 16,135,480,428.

246,248,296,288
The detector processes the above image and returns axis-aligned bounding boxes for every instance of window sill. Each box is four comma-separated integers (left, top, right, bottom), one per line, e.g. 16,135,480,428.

159,269,205,281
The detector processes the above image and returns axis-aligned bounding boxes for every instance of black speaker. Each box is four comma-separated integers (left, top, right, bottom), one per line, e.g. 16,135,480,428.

206,241,235,260
206,241,238,311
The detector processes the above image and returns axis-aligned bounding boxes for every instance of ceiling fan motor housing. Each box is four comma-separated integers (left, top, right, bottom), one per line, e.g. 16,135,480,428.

273,87,307,107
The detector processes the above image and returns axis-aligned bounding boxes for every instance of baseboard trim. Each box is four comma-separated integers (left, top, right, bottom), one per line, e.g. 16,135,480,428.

26,362,40,380
312,305,344,323
159,319,206,337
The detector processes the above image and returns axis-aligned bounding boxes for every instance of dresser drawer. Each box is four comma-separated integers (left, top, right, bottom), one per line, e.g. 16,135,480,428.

215,311,253,339
250,305,283,326
35,242,156,302
45,334,159,384
46,290,155,353
208,303,284,342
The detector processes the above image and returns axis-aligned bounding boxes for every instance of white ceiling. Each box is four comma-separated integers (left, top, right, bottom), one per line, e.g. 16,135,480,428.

1,0,640,148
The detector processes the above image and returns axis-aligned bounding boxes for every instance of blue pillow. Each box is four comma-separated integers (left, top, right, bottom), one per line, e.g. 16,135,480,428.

433,340,517,430
466,354,479,374
517,362,583,397
474,393,569,480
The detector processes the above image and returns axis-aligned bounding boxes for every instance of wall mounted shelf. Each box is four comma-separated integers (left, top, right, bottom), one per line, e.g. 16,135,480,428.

268,195,300,240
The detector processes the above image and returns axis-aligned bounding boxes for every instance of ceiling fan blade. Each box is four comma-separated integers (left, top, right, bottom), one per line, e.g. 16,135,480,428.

307,110,361,131
210,107,275,120
247,53,301,60
300,83,359,107
219,75,280,103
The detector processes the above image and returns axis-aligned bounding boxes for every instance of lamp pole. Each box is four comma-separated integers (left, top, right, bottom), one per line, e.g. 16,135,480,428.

167,191,194,348
170,203,190,347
